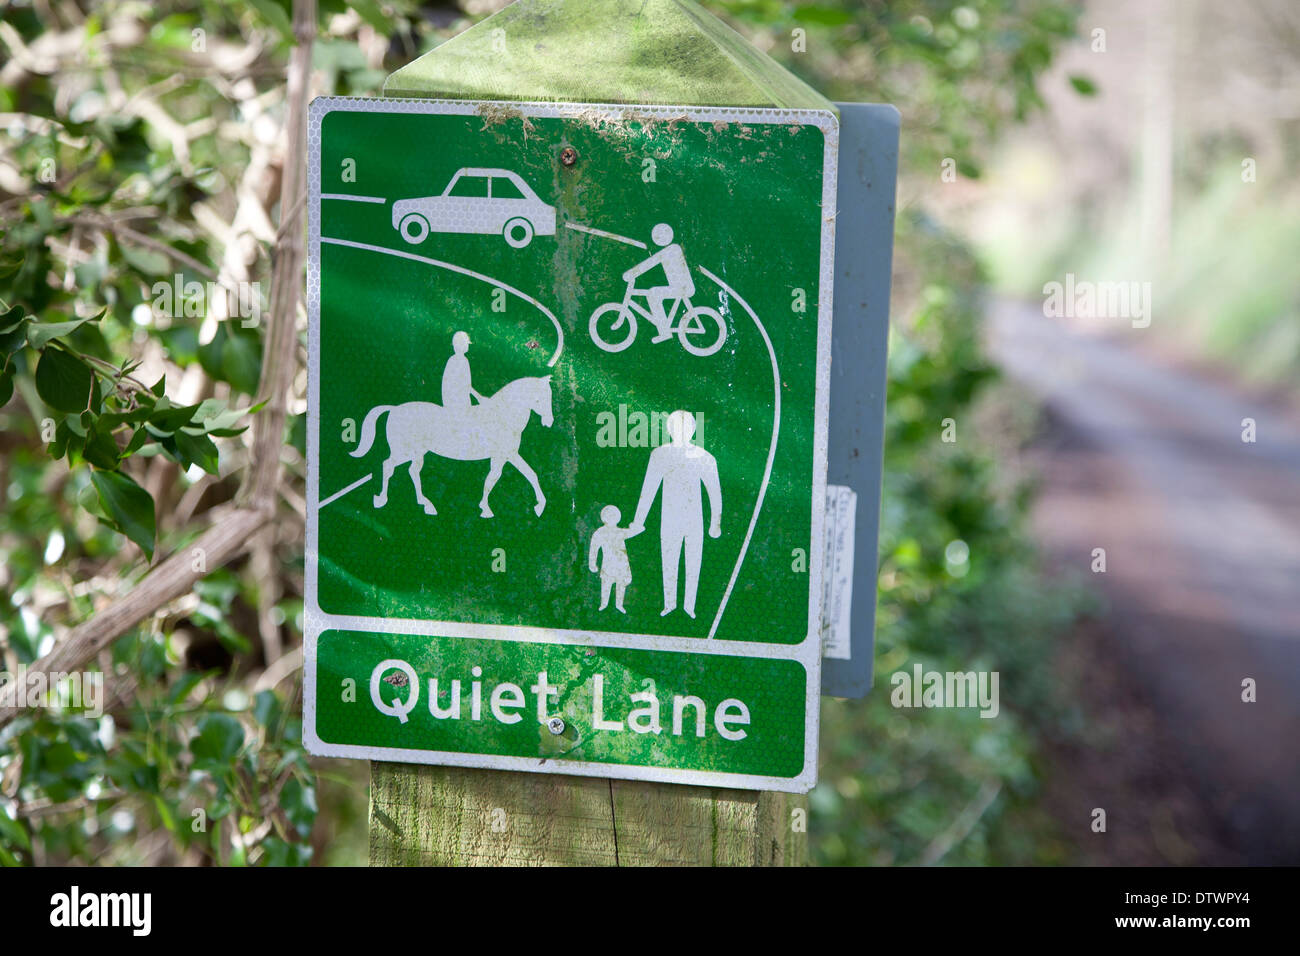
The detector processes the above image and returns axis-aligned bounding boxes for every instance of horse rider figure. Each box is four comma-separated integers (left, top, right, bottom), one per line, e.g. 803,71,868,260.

442,330,485,411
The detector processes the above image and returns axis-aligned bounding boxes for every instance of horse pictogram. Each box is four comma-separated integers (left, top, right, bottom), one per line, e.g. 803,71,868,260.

351,374,554,518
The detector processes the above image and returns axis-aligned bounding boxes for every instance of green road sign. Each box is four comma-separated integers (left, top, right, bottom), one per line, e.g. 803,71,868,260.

305,97,837,792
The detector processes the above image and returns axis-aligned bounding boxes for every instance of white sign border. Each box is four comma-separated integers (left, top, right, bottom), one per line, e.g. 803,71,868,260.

303,96,838,794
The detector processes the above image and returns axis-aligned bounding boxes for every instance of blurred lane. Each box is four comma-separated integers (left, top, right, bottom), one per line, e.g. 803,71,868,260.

988,299,1300,863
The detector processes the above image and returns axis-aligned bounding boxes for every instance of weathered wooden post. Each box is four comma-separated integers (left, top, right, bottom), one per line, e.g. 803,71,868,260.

302,0,888,866
369,763,801,866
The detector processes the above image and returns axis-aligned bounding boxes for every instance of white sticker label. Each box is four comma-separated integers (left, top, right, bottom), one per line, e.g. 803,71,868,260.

821,484,857,660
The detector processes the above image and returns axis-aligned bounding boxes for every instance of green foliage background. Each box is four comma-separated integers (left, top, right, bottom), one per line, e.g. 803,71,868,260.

0,0,1080,865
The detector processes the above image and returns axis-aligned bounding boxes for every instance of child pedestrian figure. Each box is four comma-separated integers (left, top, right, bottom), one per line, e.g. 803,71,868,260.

589,505,632,612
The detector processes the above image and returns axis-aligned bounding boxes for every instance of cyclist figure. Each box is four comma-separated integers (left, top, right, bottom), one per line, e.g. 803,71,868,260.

621,223,694,343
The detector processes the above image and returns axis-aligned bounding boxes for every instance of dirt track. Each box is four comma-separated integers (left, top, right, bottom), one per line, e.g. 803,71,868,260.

987,299,1300,865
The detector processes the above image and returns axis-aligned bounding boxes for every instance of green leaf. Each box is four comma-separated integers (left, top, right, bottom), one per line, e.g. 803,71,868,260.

147,397,202,433
152,795,177,833
95,405,153,430
168,671,208,705
0,304,26,333
34,347,95,412
348,0,392,33
199,325,262,395
792,4,855,27
49,418,75,460
1068,74,1098,96
29,197,54,230
119,244,171,276
0,317,29,355
0,806,31,854
252,689,282,729
191,714,246,764
248,0,293,43
122,425,151,457
0,366,13,408
279,775,318,839
174,429,219,474
90,468,156,558
26,313,100,349
259,836,311,866
73,248,109,289
212,620,252,655
288,412,306,456
81,420,121,470
190,398,241,430
221,332,261,395
183,398,260,438
95,117,152,173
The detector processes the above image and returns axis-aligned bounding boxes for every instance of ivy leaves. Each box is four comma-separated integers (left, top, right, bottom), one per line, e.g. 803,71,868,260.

2,299,259,560
2,680,317,867
0,0,332,870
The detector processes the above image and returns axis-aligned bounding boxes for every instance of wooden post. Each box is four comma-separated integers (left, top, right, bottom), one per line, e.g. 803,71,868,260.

365,0,830,866
370,763,806,866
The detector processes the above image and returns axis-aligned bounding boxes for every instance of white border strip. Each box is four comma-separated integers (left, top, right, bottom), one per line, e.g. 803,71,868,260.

312,609,804,658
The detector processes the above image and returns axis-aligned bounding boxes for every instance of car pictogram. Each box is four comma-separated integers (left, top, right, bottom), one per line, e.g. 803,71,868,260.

391,167,557,249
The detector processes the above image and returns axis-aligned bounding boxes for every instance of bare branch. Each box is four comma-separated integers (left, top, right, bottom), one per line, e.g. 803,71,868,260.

77,213,221,284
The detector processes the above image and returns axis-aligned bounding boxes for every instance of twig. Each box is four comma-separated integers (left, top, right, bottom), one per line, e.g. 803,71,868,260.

17,790,128,819
916,779,1003,866
254,645,303,694
78,214,220,283
78,352,150,393
243,0,312,508
252,526,282,665
274,189,308,244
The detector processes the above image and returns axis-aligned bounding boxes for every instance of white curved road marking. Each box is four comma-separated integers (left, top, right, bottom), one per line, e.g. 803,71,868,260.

698,266,780,641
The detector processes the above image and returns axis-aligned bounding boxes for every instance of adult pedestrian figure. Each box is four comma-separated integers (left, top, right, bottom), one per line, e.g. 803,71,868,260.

627,410,722,618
